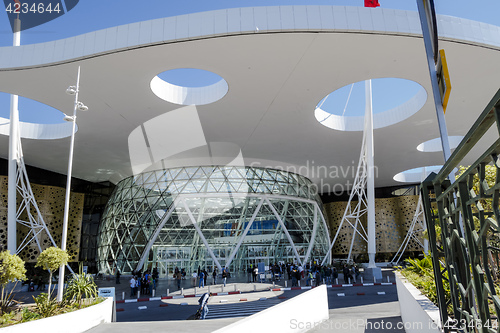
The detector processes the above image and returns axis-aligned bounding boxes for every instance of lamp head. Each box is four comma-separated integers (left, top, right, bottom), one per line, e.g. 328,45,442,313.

63,114,75,122
66,86,77,95
77,102,88,112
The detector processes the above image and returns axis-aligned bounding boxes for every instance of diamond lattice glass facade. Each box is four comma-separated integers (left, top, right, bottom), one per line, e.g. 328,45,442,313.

97,166,330,276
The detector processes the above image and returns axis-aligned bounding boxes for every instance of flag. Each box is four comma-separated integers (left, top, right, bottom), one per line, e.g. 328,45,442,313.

365,0,380,8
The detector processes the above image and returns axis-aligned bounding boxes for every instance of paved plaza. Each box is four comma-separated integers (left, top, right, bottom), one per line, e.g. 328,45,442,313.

10,268,406,332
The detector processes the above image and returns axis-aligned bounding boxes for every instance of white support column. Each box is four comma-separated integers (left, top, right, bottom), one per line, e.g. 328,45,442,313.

182,199,223,272
265,198,302,266
314,203,332,265
135,202,178,271
365,80,377,269
224,198,264,269
303,204,318,265
7,18,21,254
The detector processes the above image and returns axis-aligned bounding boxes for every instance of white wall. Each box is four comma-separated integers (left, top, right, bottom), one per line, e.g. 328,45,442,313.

396,272,442,333
214,284,329,333
2,297,113,333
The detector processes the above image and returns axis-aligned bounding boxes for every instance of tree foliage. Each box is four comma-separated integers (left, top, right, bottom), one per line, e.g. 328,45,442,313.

0,251,26,287
35,247,69,299
0,251,26,315
35,247,68,272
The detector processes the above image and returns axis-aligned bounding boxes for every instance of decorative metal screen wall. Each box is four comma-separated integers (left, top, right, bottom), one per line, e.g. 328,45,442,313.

421,90,500,333
97,166,330,276
324,195,423,256
0,175,84,262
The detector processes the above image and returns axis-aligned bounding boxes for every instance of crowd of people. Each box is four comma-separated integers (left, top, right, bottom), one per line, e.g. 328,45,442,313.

245,262,361,286
128,268,159,296
125,262,361,298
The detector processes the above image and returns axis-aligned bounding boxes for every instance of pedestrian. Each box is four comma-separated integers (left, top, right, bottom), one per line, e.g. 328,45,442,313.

191,272,197,286
332,267,338,283
129,276,136,297
116,270,121,284
253,267,258,282
212,268,217,285
306,271,313,286
222,268,228,287
199,270,205,288
148,274,154,295
135,276,140,296
176,270,182,290
198,292,212,320
343,264,351,284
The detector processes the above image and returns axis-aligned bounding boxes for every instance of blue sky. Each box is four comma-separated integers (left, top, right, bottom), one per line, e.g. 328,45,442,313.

0,0,499,123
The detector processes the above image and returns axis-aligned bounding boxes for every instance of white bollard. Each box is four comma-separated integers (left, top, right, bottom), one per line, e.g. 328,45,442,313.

373,277,376,283
152,290,155,297
122,291,125,300
285,281,287,288
361,277,363,284
387,276,390,283
167,289,170,296
208,286,211,294
138,290,141,299
335,278,338,285
181,288,184,295
323,279,325,285
348,278,351,284
273,282,275,288
254,284,256,292
194,287,197,294
298,280,301,287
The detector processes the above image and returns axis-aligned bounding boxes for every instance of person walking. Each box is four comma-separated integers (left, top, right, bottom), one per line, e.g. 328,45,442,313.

176,270,182,290
343,264,350,284
116,270,121,284
129,276,136,297
212,268,217,285
222,268,228,287
199,270,205,288
198,292,212,320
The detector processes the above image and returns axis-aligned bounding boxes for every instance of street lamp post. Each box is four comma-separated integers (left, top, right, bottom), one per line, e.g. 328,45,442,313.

56,66,88,302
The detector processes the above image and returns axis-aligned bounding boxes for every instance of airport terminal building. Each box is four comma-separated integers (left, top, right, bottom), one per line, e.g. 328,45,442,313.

1,6,499,276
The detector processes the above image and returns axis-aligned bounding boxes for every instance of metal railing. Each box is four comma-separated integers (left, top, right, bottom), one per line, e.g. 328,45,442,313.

421,89,500,333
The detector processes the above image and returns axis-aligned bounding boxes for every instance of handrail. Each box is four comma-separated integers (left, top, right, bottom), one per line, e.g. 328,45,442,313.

433,88,500,184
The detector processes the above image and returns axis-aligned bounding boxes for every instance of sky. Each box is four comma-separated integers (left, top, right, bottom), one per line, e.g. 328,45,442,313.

0,0,499,123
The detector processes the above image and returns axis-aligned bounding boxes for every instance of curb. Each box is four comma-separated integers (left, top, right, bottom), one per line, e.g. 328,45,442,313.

116,291,242,303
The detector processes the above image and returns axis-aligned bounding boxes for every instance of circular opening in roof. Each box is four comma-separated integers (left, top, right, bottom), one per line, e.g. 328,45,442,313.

315,78,427,131
417,136,464,152
151,68,228,106
0,92,74,139
393,165,460,183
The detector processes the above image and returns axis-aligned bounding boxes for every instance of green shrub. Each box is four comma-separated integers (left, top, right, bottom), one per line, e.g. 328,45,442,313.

20,307,41,323
400,255,452,314
33,293,62,318
64,273,98,308
0,311,16,326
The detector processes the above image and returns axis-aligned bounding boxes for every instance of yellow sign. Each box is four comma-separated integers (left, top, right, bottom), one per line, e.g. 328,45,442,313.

437,49,451,113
